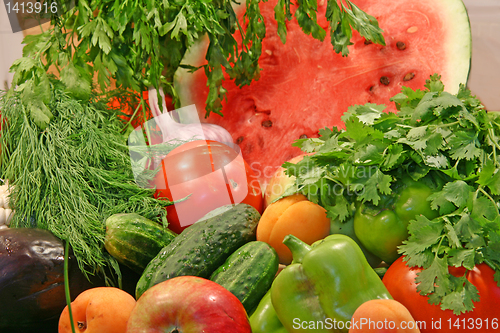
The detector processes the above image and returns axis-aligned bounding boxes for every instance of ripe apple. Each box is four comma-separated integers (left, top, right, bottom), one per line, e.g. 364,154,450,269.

264,153,313,208
126,276,252,333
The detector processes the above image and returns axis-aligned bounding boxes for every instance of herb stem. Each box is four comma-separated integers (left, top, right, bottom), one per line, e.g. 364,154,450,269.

479,187,496,206
64,240,77,333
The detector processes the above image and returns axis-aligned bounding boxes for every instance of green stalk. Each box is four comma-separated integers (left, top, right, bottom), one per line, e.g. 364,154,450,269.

64,240,77,333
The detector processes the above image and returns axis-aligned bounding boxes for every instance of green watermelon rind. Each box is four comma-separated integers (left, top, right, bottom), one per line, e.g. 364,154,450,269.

174,0,472,109
436,0,472,93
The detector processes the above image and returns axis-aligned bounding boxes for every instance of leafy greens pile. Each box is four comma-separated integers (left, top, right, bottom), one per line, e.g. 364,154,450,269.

0,81,171,278
284,74,500,315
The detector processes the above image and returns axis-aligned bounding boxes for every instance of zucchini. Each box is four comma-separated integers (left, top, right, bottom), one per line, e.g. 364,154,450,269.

210,241,279,315
104,213,177,274
136,203,260,298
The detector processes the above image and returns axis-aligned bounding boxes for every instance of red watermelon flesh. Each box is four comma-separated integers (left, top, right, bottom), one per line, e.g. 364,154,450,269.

175,0,471,185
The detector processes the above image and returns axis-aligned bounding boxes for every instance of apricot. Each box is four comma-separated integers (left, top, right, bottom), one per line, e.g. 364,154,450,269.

257,194,330,264
58,287,136,333
349,299,421,333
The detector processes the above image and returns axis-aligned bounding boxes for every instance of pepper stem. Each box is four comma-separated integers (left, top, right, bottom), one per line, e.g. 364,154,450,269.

283,234,312,264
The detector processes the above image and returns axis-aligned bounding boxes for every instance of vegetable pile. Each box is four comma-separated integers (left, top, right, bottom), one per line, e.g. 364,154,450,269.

283,74,500,314
0,0,499,332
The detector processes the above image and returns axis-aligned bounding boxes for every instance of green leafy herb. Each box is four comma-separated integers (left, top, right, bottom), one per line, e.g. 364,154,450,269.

0,81,172,276
13,0,384,127
285,74,500,314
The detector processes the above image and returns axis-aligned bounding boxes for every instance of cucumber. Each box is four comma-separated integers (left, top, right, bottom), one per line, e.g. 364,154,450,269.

104,213,177,274
210,241,279,315
136,203,261,299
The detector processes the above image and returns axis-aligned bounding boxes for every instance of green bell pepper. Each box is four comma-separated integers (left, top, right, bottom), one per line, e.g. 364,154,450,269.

249,290,288,333
353,177,439,263
330,214,382,268
271,234,392,333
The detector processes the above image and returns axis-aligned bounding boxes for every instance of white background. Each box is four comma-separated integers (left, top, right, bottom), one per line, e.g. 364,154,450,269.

1,1,499,110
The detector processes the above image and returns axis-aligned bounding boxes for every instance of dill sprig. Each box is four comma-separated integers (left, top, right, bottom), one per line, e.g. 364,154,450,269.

0,82,171,277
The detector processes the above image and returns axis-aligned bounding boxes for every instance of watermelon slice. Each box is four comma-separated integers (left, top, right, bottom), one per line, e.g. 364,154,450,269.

175,0,471,185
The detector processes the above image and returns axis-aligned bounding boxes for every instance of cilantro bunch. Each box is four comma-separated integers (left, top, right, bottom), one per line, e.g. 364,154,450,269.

284,74,500,314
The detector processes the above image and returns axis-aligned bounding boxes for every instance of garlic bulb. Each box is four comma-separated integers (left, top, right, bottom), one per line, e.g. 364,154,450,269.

0,180,14,227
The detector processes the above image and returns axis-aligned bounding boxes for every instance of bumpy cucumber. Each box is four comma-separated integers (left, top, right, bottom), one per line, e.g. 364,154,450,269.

136,203,261,298
210,241,279,315
104,213,177,274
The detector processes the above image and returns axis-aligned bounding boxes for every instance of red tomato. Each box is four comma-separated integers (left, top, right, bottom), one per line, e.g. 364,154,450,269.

382,256,500,333
153,140,263,234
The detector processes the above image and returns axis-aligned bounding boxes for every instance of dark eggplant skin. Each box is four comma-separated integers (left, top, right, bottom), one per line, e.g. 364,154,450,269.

0,228,105,332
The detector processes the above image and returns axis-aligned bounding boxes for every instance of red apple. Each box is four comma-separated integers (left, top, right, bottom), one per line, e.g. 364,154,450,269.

126,276,252,333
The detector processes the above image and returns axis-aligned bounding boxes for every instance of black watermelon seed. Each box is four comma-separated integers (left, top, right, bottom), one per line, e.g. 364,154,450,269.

396,41,406,50
364,39,373,45
380,76,390,86
236,136,244,144
262,120,273,128
299,134,308,139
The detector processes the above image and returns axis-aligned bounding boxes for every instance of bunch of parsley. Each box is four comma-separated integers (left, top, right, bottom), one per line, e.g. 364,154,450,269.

284,74,500,315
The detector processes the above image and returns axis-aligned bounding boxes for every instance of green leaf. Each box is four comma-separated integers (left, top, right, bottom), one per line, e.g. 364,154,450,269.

60,62,91,100
447,131,481,161
428,181,473,212
399,215,444,267
356,169,392,205
342,103,385,125
415,257,451,296
381,144,405,170
445,224,461,249
448,248,475,270
325,194,350,222
440,277,480,315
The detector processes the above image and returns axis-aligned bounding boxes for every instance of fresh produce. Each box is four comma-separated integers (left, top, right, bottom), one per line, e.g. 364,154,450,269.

136,203,260,298
257,193,330,264
354,176,440,263
127,276,252,333
382,257,500,333
349,299,421,333
249,290,288,333
58,287,136,333
0,84,172,276
153,139,263,234
271,234,392,332
264,153,312,207
282,75,500,313
330,214,382,268
0,228,104,332
2,0,393,283
13,0,380,129
177,0,471,183
210,241,279,315
0,180,13,227
146,87,233,145
104,213,177,274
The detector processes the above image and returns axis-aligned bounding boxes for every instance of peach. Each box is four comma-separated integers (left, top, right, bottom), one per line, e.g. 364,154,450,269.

257,194,330,264
58,287,136,333
349,299,421,333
